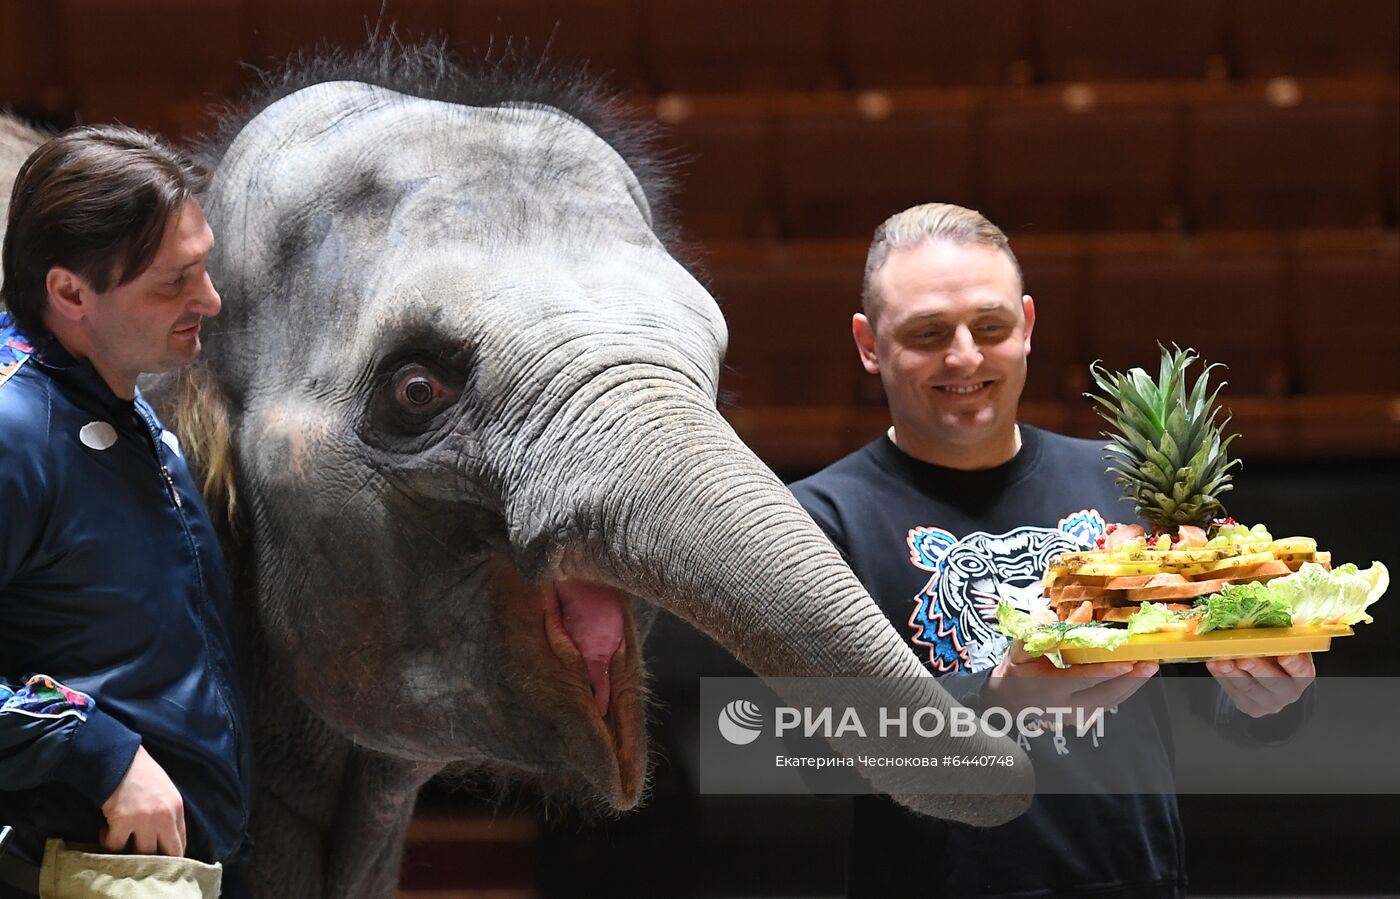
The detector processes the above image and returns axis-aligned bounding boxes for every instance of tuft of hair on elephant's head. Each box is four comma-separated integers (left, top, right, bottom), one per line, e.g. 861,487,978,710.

138,42,1031,897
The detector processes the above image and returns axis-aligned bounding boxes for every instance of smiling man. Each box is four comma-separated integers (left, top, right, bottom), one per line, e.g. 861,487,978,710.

0,126,250,898
791,203,1312,898
853,223,1032,470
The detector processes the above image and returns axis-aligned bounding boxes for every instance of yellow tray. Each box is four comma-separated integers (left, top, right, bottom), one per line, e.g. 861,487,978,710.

1058,624,1355,665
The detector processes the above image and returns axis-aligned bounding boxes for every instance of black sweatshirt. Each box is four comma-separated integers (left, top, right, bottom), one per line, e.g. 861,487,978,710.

791,425,1186,899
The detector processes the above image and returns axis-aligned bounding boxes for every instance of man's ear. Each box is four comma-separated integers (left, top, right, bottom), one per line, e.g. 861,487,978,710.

1021,294,1036,355
45,266,95,324
852,312,880,375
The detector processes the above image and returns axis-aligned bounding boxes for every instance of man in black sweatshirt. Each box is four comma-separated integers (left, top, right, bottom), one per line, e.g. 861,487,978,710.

791,203,1313,898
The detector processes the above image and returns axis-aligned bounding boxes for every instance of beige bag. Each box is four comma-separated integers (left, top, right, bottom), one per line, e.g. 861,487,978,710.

38,839,221,899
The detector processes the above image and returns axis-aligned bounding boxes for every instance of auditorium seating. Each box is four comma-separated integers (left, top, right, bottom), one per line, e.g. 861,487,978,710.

1084,231,1288,396
445,0,644,91
1229,0,1400,79
649,95,775,240
0,0,68,119
836,0,1033,88
1291,230,1400,394
1185,79,1391,229
643,0,836,92
59,1,243,139
1033,0,1228,83
982,83,1181,232
701,241,867,407
0,1,1394,464
775,90,978,238
245,0,443,63
1014,234,1088,402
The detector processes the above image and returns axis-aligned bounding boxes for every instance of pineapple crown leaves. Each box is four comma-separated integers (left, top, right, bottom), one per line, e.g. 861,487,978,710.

1086,344,1242,530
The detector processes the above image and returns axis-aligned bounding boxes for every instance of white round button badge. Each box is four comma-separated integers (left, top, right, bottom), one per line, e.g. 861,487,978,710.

79,421,118,451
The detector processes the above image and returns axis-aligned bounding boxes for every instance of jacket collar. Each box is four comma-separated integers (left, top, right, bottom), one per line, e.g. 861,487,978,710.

0,312,136,416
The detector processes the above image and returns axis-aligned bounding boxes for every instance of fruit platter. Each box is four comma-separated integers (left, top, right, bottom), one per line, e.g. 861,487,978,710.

997,346,1388,666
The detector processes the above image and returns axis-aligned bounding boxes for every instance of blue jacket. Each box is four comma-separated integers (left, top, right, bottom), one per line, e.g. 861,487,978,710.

0,313,251,867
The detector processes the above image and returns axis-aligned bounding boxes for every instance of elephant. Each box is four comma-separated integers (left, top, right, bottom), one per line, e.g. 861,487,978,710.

0,116,45,237
1,44,1031,897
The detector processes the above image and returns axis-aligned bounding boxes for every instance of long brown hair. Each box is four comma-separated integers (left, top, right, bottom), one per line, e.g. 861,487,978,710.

0,125,208,338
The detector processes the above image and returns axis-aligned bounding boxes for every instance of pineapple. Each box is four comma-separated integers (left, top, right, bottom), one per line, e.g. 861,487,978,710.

1088,345,1240,534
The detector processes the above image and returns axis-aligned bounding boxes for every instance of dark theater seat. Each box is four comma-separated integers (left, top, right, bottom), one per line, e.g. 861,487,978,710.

59,0,245,139
703,241,868,408
1229,0,1400,79
653,95,776,241
983,83,1182,232
245,0,443,62
1034,0,1227,83
1185,79,1390,230
1291,230,1400,395
0,0,69,119
1084,231,1288,396
445,0,644,91
775,90,977,239
643,0,836,93
1014,234,1089,402
836,0,1033,88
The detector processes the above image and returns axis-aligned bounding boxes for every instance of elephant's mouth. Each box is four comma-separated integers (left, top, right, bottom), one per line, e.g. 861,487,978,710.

541,577,645,808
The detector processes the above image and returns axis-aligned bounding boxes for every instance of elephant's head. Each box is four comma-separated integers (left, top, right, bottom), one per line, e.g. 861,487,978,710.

179,47,1030,825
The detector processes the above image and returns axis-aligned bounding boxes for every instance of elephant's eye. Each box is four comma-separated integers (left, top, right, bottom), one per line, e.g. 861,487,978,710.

364,352,467,447
399,374,437,407
391,365,454,415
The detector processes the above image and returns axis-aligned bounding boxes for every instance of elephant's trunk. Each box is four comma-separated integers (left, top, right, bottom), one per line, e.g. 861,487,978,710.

505,372,1033,825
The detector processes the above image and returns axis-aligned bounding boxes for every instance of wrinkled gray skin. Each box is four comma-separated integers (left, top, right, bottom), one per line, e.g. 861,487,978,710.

2,88,1031,898
0,116,45,255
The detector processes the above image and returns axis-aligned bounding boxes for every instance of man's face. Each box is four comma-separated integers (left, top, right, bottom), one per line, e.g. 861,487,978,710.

85,199,220,382
853,240,1034,468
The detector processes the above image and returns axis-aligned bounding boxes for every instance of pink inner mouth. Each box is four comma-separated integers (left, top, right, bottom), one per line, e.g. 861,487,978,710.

549,580,625,717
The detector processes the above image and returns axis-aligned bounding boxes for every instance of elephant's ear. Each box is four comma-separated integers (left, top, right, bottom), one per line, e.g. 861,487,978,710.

147,365,239,536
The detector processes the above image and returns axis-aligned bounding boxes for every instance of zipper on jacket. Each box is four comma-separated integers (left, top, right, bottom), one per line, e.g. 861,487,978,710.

160,465,183,508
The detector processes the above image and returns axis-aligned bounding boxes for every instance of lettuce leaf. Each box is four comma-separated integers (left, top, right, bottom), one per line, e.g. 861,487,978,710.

1194,582,1294,634
1126,602,1193,635
995,601,1037,642
996,601,1130,667
1265,561,1389,626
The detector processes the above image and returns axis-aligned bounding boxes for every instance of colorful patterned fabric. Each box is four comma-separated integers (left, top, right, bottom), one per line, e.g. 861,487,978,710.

0,311,35,389
0,674,95,721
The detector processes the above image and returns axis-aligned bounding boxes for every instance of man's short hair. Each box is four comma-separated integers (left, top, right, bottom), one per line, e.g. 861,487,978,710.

0,125,209,338
862,202,1023,326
